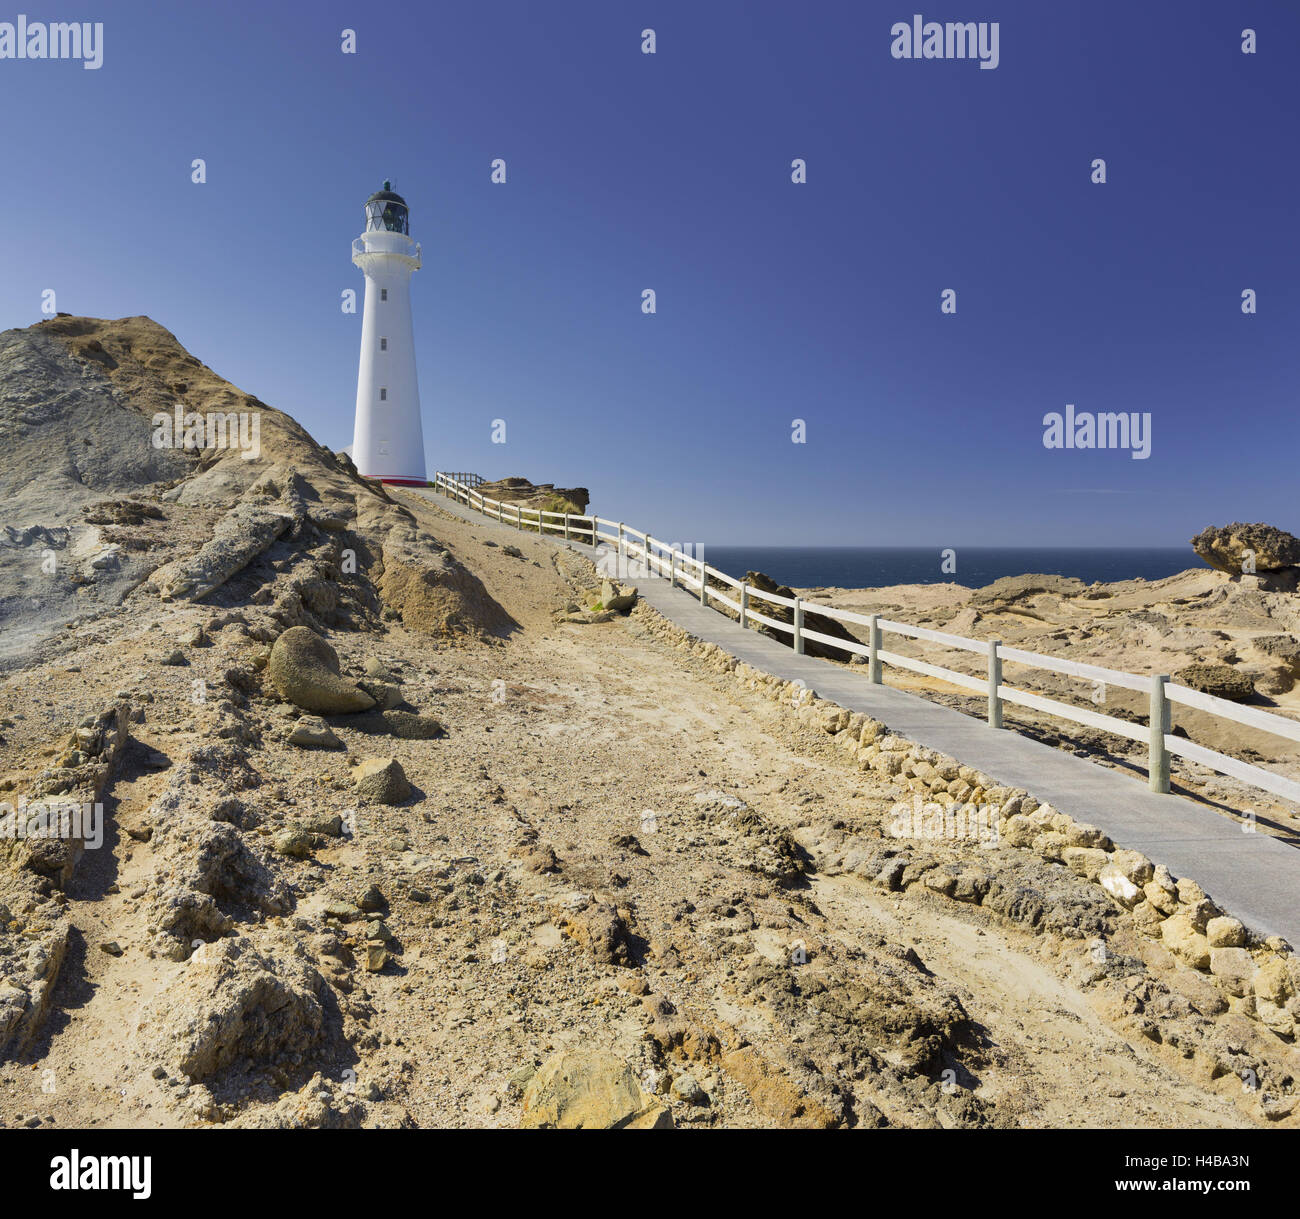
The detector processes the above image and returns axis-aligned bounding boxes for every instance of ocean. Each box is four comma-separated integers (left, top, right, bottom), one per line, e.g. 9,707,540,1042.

697,547,1199,591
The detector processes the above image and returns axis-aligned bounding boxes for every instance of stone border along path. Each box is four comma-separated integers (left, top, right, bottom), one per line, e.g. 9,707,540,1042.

415,489,1300,948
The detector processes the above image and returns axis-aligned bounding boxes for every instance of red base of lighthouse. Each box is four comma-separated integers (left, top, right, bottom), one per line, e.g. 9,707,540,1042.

363,476,428,487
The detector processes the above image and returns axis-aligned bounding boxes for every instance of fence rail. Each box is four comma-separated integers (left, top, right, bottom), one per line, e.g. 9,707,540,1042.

429,473,1300,808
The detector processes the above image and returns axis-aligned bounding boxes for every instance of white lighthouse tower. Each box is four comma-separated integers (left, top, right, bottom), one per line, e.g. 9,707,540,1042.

351,181,426,485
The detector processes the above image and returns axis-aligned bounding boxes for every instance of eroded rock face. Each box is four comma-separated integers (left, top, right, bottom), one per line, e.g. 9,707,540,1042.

1192,523,1300,574
150,821,291,951
266,626,375,714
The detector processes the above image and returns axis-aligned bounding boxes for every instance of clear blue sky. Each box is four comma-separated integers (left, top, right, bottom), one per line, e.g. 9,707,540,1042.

1,1,1295,546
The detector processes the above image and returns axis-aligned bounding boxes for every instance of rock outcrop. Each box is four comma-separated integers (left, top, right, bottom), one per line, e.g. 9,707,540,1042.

475,477,590,516
1173,663,1256,702
970,573,1087,606
137,938,327,1083
1192,523,1300,575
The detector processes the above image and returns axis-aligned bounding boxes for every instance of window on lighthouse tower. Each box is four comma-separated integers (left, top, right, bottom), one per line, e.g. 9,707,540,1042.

381,289,387,301
380,388,387,401
380,338,387,350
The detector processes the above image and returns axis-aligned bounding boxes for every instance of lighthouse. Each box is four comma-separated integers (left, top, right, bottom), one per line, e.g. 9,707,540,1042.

351,181,426,485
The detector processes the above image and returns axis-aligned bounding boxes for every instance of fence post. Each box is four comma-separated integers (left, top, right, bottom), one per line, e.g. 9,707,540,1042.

793,597,804,655
699,563,708,607
1149,674,1171,793
563,514,570,541
868,614,881,684
644,535,653,579
987,638,1003,729
739,584,749,629
670,548,678,589
618,523,625,575
515,504,522,530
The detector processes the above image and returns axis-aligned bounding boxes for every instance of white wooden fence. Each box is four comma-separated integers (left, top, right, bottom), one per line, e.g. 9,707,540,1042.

430,472,1300,808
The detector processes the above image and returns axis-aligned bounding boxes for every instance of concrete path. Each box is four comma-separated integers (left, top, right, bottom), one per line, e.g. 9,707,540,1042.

419,489,1300,945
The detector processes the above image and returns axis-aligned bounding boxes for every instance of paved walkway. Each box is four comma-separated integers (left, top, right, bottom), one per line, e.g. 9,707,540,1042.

419,489,1300,945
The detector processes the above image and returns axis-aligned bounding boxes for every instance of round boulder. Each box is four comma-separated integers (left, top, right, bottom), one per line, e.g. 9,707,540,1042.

267,626,375,714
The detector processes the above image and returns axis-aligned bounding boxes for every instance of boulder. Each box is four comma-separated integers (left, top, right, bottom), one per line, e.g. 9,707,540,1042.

1209,947,1256,997
1172,663,1255,703
267,626,375,714
1109,849,1154,886
1098,864,1141,907
1062,846,1109,882
1191,522,1300,574
1254,958,1295,1006
600,580,637,613
1063,822,1112,850
669,1073,708,1106
380,710,445,739
357,680,402,710
520,1049,672,1129
351,757,410,805
1206,916,1246,948
287,716,343,749
272,828,313,858
1161,913,1211,970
